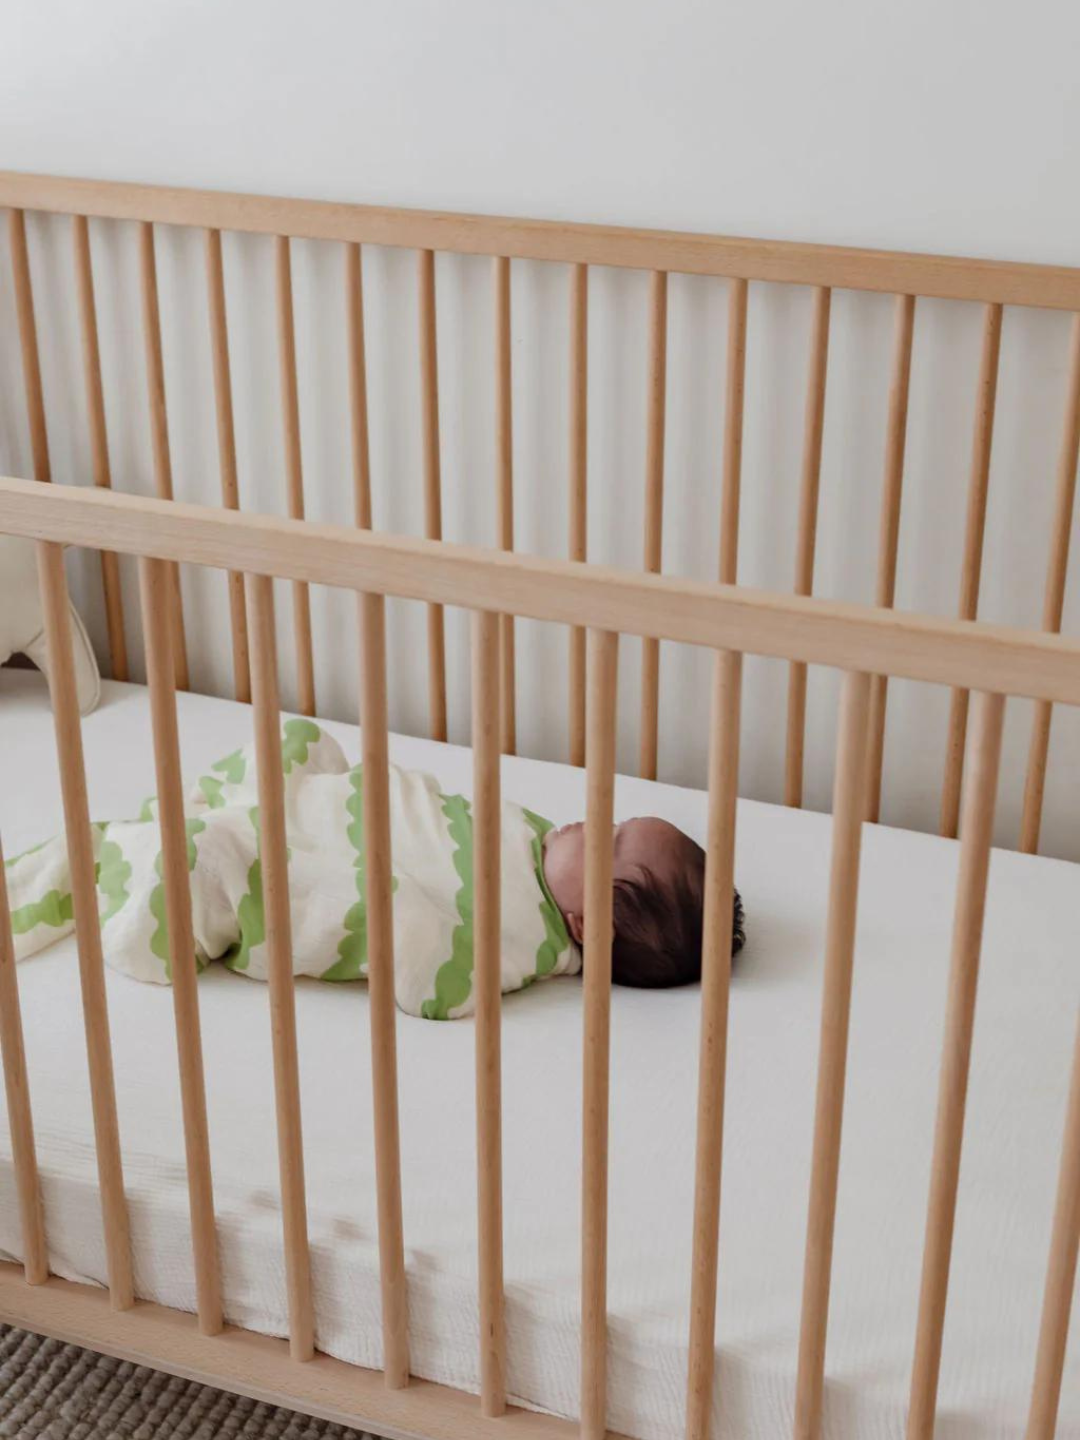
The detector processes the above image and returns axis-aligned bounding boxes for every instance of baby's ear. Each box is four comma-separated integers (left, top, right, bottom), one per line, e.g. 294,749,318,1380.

566,912,584,947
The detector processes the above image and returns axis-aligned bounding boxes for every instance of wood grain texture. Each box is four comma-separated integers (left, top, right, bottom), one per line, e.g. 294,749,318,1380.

640,269,668,782
418,248,448,742
5,477,1080,706
0,842,48,1286
718,278,748,586
274,235,316,718
73,213,128,680
138,556,222,1336
8,207,50,483
5,170,1080,309
581,629,618,1440
494,255,517,756
865,294,916,823
346,243,373,530
205,227,250,703
0,1266,618,1440
568,263,589,767
1019,313,1080,853
685,649,743,1440
785,286,832,810
471,610,506,1416
907,691,1006,1440
138,220,189,693
793,669,870,1440
35,541,133,1310
940,303,1003,838
358,591,411,1389
246,574,315,1362
1024,1008,1080,1440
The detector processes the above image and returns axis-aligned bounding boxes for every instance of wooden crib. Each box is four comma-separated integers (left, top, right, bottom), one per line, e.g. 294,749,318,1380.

0,172,1077,1440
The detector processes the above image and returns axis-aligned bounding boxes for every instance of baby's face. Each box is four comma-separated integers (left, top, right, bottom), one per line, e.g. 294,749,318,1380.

543,816,690,942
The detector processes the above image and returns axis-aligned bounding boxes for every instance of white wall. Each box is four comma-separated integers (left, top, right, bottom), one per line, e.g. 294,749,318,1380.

2,0,1079,859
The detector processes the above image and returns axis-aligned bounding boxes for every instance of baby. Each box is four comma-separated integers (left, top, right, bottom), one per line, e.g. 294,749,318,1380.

7,722,744,1016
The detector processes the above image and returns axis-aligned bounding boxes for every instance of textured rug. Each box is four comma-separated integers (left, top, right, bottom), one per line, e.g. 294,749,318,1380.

0,1325,379,1439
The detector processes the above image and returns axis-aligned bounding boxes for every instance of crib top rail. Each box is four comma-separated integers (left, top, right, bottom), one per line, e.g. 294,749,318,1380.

2,473,1079,707
2,169,1079,310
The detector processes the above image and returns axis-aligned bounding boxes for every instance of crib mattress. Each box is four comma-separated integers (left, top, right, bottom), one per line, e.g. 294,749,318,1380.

0,670,1076,1440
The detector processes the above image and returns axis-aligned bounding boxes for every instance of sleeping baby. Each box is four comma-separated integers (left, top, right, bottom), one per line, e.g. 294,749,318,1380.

5,720,744,1019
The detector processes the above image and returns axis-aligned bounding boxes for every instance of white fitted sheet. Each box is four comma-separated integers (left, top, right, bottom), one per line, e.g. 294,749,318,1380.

0,670,1077,1440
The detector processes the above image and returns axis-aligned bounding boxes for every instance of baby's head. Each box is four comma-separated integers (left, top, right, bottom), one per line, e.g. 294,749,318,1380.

543,816,743,988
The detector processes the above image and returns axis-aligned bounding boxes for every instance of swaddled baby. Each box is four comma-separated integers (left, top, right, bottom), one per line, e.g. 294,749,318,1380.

6,720,744,1019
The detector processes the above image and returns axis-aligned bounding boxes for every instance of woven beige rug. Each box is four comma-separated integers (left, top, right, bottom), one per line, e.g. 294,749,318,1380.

0,1325,379,1439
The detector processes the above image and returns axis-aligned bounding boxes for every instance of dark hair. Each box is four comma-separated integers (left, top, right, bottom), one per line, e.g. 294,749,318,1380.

610,838,745,988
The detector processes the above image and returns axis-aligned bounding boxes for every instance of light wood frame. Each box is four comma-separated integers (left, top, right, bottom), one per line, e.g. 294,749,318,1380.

1,173,1079,1440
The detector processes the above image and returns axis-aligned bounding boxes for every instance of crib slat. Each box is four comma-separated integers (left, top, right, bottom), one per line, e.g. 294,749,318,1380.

785,286,833,810
568,263,589,767
358,590,411,1388
940,303,1004,838
205,228,251,704
494,255,517,756
274,235,317,718
1019,313,1080,854
640,270,669,781
418,248,448,742
9,208,51,484
865,293,916,823
36,540,134,1310
138,220,190,693
908,688,1005,1440
73,213,128,681
685,648,743,1440
346,243,373,530
793,668,870,1440
472,609,506,1415
0,838,48,1286
581,628,619,1440
138,556,223,1336
246,573,315,1362
1025,1009,1080,1440
719,278,748,586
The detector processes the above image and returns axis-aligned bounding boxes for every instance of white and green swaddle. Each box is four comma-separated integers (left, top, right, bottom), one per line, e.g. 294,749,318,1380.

6,720,579,1018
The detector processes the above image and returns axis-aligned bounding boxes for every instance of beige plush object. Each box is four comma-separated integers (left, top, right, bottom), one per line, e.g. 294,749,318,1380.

0,536,101,716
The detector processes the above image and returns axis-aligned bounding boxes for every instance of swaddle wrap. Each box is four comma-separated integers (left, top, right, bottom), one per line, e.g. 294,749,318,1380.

6,720,580,1018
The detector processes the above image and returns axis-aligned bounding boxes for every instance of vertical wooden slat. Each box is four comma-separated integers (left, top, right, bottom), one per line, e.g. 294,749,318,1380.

494,254,517,756
639,270,668,781
865,293,916,823
719,278,748,587
785,286,833,809
581,628,619,1440
246,573,315,1362
36,541,133,1310
138,555,222,1335
205,227,251,704
472,609,506,1416
274,235,316,718
73,213,128,681
138,220,189,692
793,668,871,1440
568,263,589,767
418,248,448,742
685,647,743,1440
1019,313,1080,853
940,303,1004,838
346,242,373,531
907,689,1005,1440
1025,1008,1080,1440
9,207,51,484
0,838,48,1285
358,590,411,1388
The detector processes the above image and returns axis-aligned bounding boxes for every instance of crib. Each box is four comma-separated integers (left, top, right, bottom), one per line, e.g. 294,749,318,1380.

0,170,1078,1440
